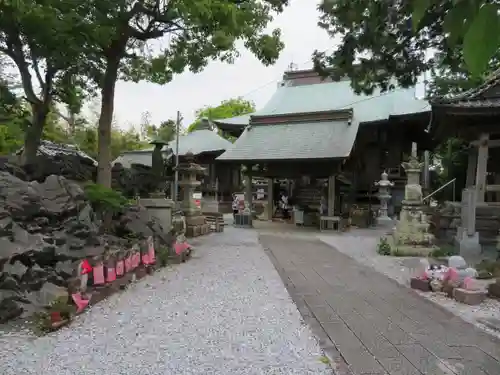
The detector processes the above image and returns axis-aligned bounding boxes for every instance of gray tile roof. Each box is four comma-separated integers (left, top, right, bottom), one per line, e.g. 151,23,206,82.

432,68,500,105
214,80,429,127
112,149,160,168
166,129,232,156
216,120,359,162
113,129,232,167
16,140,97,166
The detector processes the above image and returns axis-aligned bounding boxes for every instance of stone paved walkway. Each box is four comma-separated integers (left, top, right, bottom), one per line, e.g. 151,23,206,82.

260,234,500,375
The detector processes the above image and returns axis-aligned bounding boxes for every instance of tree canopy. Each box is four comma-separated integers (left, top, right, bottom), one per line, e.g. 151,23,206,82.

74,0,287,187
313,0,500,95
187,97,255,134
0,0,91,164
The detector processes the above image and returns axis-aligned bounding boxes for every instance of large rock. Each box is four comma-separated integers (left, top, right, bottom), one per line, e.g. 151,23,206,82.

0,167,171,323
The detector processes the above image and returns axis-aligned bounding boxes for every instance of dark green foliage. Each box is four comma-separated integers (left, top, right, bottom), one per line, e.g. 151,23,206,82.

314,0,500,95
84,182,128,215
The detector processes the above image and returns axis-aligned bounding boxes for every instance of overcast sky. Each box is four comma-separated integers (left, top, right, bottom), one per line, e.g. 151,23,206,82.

112,0,335,130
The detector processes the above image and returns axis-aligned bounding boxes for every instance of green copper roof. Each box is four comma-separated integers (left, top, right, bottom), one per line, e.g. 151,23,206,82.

214,80,429,127
216,120,359,162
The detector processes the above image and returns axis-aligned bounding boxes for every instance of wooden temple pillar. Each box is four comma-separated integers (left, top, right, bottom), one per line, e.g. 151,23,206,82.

244,164,253,211
475,133,489,203
328,175,336,216
267,177,274,220
466,147,478,188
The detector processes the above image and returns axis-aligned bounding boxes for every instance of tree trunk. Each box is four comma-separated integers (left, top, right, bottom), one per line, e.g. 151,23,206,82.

22,103,49,166
96,58,120,188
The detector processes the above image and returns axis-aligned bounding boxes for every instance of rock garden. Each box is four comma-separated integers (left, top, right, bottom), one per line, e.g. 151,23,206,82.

0,154,199,333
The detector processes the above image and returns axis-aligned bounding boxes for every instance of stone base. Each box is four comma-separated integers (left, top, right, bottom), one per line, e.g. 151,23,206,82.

376,216,395,229
139,198,174,233
185,215,207,226
455,231,481,258
386,236,436,256
453,288,487,305
186,223,210,237
410,277,431,292
234,213,252,228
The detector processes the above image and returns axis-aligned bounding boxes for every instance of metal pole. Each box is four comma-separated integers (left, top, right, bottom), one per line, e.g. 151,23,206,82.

174,111,181,206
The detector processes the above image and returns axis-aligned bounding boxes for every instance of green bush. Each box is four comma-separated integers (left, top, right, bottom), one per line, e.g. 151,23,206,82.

377,237,391,256
157,246,170,267
84,183,128,215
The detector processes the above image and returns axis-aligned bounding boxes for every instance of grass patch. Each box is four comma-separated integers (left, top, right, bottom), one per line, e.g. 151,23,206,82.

475,260,500,279
430,244,458,258
319,356,330,364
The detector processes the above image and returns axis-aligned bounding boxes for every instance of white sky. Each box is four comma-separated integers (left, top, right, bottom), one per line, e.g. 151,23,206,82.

112,0,335,130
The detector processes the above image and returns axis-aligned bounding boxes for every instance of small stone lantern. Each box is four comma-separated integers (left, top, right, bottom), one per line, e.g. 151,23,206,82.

375,171,394,226
175,152,205,215
174,152,209,237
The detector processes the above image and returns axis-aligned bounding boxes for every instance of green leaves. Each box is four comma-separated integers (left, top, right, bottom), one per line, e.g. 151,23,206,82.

412,0,500,76
412,0,432,31
463,4,500,76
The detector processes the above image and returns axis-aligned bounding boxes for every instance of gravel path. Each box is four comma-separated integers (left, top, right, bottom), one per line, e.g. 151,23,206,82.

0,228,330,375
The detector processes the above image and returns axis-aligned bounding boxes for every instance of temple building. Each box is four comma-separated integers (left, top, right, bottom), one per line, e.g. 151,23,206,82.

214,69,431,225
113,120,241,212
430,69,500,245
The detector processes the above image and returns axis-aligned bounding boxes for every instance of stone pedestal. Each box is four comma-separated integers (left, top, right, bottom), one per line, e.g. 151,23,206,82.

175,152,210,237
139,198,174,233
455,188,481,257
389,143,436,255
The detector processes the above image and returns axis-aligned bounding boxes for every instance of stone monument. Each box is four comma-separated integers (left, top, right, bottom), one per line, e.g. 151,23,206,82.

456,188,481,257
150,138,169,197
139,138,174,234
175,152,210,237
375,171,394,227
388,143,436,255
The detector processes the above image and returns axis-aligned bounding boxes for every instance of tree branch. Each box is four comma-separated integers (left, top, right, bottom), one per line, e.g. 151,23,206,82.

29,48,46,91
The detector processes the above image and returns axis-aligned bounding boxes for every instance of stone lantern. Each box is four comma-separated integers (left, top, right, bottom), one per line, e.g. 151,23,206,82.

175,151,210,237
375,171,394,226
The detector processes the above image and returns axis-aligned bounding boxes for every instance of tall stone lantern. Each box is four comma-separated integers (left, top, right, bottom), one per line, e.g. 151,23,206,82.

175,151,209,237
375,171,394,226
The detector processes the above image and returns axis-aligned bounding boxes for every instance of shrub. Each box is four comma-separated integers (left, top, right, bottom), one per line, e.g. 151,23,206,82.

84,182,128,216
377,237,391,255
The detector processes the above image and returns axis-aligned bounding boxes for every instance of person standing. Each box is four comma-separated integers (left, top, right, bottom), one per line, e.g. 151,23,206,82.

232,193,239,221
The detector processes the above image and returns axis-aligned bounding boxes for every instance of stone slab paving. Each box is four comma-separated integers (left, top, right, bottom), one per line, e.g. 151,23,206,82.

260,234,500,375
0,228,330,375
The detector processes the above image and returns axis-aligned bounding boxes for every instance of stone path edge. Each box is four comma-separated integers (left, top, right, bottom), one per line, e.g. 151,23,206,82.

263,246,349,375
318,238,500,343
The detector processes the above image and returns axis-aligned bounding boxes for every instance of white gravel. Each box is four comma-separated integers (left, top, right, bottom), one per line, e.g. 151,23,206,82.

0,228,330,375
319,231,500,340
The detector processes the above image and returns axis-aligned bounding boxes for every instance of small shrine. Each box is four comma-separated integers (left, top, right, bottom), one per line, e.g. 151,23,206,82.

375,171,394,227
387,143,436,255
175,152,210,237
